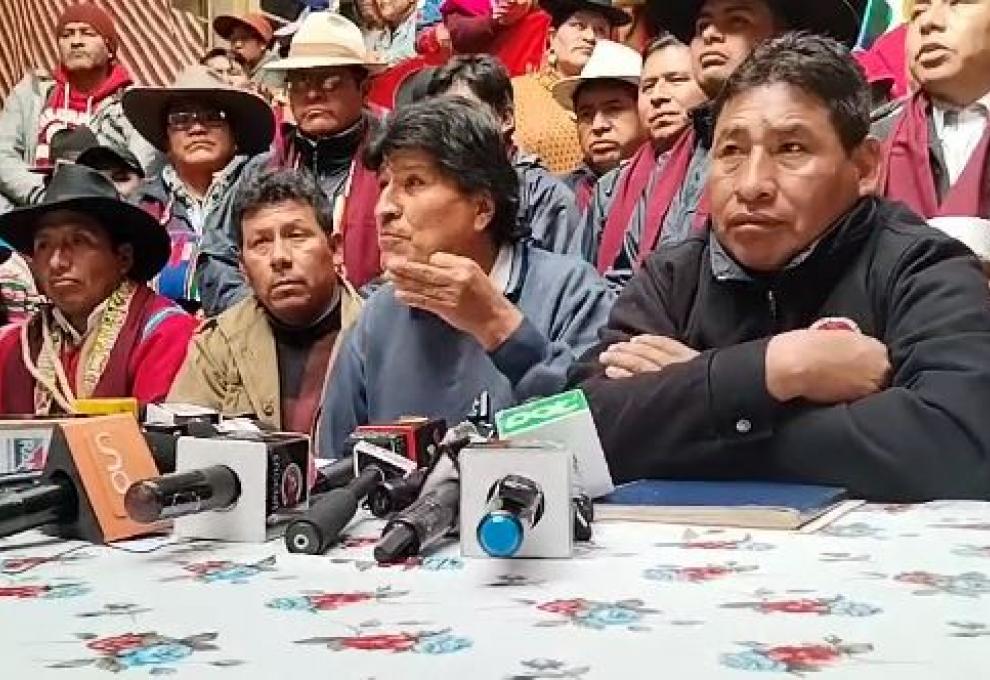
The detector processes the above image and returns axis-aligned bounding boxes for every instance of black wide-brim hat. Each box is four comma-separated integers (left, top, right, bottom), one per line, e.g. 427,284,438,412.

541,0,632,27
123,64,275,155
0,164,169,282
650,0,867,48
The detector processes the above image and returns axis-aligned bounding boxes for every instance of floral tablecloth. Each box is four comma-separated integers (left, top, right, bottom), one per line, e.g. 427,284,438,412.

1,502,989,679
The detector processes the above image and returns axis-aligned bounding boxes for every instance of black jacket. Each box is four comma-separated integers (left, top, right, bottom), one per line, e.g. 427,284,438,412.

570,197,990,501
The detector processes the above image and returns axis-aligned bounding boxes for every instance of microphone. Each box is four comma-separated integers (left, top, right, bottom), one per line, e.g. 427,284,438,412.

124,466,241,523
128,431,309,543
476,475,545,558
285,465,383,555
374,478,460,563
0,414,167,543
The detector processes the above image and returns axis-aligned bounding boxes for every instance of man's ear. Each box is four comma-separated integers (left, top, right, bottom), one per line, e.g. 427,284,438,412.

327,231,345,272
116,243,134,278
473,191,496,235
853,136,883,196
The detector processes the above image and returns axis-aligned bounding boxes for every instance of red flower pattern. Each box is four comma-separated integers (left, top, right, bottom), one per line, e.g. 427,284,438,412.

759,599,831,615
0,585,47,598
86,633,148,655
310,593,373,610
537,599,587,617
341,633,419,652
767,644,841,666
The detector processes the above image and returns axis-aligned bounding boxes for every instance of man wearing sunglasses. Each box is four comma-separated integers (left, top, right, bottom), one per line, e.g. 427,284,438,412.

196,13,388,316
123,65,275,314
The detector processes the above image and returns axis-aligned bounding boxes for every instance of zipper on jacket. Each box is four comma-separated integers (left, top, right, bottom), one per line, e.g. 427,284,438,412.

767,289,779,331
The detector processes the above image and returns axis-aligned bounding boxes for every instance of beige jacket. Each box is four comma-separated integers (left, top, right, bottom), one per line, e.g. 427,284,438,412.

168,284,363,433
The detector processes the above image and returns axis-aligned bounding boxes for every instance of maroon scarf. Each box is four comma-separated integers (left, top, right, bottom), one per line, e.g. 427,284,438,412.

273,131,382,287
883,91,990,218
0,285,156,415
574,172,595,214
597,129,697,273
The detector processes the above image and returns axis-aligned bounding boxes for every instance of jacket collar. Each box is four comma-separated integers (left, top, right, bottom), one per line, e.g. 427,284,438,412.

709,196,880,285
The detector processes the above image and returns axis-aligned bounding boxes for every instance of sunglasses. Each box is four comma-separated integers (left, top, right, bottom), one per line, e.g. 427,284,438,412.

285,71,348,94
166,109,228,131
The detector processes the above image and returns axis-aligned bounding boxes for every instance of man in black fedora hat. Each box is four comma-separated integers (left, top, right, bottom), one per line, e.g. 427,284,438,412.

585,0,866,288
124,64,275,314
0,164,197,415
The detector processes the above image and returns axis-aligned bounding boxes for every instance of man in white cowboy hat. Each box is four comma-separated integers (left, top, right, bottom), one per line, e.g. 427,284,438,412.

427,54,583,255
0,164,196,415
552,39,647,213
586,0,866,289
123,64,276,314
197,12,387,316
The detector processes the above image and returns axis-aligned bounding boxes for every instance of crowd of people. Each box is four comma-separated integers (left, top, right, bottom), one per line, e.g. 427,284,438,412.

0,0,989,502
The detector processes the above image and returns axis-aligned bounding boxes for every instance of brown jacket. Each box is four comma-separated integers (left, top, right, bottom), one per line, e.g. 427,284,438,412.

168,283,363,433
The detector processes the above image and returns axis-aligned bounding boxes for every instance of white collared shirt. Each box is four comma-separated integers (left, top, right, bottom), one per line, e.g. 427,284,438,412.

488,244,514,294
51,298,109,346
932,91,990,185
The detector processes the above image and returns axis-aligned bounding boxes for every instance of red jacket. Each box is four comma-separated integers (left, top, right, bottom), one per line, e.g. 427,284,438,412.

0,286,196,414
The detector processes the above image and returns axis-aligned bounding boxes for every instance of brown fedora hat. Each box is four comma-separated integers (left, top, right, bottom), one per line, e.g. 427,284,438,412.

213,12,275,44
123,64,275,154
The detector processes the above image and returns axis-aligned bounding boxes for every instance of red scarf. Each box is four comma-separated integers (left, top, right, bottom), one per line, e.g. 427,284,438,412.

882,91,990,219
0,285,154,415
35,63,132,167
273,129,383,288
597,130,696,273
574,171,595,214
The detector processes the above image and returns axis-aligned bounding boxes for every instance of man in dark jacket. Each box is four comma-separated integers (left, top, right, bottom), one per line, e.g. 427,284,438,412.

584,0,866,289
427,55,583,256
572,34,990,502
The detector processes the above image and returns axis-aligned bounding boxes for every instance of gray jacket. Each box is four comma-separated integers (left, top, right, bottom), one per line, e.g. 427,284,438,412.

0,71,156,207
319,240,615,457
515,152,582,256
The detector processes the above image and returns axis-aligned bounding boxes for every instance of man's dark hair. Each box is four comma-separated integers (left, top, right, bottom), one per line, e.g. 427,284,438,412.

643,32,684,60
712,32,871,152
233,168,334,245
364,96,523,244
427,55,514,118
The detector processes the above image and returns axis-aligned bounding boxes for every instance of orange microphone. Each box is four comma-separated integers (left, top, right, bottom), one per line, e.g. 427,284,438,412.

0,414,167,543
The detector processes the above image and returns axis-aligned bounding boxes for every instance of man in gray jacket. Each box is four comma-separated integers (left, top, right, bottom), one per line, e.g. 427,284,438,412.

319,98,614,458
0,2,153,209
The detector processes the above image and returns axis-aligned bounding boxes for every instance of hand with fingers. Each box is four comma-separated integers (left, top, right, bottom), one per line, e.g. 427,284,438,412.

386,252,524,351
599,335,700,379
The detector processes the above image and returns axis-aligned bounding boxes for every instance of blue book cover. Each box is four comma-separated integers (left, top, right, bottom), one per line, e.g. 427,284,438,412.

597,481,849,529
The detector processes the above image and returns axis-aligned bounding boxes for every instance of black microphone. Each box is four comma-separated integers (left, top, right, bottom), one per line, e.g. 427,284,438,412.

124,466,241,523
0,478,77,538
284,465,383,555
312,456,357,494
374,479,460,563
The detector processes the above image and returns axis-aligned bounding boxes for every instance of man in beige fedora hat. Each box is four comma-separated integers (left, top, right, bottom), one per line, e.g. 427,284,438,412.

552,39,647,213
197,12,387,316
123,64,276,315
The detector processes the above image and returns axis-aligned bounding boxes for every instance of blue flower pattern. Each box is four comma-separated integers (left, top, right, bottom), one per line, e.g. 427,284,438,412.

720,650,788,672
118,643,192,668
413,633,473,655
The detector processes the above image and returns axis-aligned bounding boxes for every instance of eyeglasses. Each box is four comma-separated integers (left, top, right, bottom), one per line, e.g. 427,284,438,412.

166,109,228,131
285,71,346,94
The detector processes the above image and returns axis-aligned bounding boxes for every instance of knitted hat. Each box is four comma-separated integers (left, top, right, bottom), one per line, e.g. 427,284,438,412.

57,3,118,55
